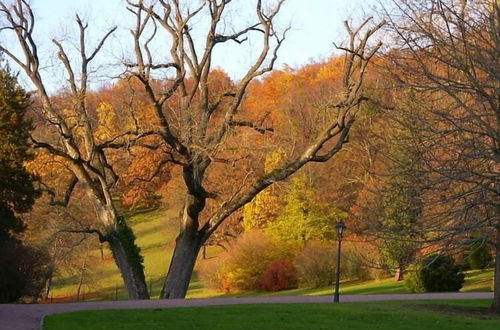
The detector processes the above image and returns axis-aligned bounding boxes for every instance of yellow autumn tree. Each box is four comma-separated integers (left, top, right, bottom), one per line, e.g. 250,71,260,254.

266,174,347,244
242,149,286,231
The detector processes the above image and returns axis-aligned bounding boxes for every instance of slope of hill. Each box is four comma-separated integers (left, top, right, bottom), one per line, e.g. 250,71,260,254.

48,209,494,302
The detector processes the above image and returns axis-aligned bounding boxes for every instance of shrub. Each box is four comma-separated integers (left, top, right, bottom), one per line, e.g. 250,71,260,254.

198,231,294,293
294,241,384,288
466,242,492,270
294,241,335,288
198,254,229,292
258,259,298,291
342,246,371,281
405,254,465,293
0,238,51,303
366,266,391,281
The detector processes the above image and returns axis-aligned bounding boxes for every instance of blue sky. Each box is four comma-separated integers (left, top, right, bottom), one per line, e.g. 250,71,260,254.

9,0,384,91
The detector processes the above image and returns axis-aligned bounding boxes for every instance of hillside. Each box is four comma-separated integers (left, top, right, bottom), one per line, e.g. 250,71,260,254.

49,209,493,302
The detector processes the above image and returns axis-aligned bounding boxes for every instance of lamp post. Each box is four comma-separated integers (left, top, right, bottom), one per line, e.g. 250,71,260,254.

334,220,346,303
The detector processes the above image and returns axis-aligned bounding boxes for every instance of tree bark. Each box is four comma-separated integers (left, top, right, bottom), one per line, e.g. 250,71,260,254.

44,273,53,300
108,231,149,300
160,170,206,299
96,206,149,300
160,228,203,299
395,266,404,281
76,246,89,301
492,224,500,314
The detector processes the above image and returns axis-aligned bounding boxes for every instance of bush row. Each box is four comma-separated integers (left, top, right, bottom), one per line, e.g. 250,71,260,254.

198,231,387,293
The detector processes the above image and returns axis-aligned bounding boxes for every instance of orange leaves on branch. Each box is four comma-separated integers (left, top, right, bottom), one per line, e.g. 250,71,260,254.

26,149,73,188
315,57,344,83
95,102,121,142
120,145,173,209
241,56,347,151
207,68,233,103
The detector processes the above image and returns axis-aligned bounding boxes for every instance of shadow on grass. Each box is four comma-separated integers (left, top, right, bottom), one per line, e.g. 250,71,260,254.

406,303,499,320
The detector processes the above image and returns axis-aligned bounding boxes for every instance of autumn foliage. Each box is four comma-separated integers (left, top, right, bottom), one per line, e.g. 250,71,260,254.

258,259,298,292
2,0,497,309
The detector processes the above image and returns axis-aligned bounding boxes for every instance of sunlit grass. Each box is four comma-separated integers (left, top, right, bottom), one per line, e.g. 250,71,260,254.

50,208,175,300
462,269,494,292
50,208,224,300
187,269,493,299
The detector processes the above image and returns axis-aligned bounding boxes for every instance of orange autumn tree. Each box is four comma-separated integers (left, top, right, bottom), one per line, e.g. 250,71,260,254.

91,79,174,210
240,57,348,230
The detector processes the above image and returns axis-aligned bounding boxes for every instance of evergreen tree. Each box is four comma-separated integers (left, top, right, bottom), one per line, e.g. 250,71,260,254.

378,124,423,281
0,63,38,241
0,62,46,303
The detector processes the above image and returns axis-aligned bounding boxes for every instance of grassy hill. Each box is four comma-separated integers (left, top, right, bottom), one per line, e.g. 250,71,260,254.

50,207,223,301
48,208,494,302
51,208,176,300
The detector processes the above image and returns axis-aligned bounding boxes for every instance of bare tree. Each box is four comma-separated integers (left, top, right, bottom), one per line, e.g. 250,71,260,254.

126,0,384,299
382,0,499,312
0,0,150,299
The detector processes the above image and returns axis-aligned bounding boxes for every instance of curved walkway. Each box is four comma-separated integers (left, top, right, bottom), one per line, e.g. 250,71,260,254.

0,292,493,330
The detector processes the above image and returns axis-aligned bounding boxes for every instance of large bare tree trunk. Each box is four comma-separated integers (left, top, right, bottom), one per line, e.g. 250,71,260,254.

160,228,203,299
108,231,149,300
161,194,204,299
493,225,500,314
97,206,149,300
0,0,151,301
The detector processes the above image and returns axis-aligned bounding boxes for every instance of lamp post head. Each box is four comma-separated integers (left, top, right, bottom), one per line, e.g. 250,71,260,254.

336,220,346,239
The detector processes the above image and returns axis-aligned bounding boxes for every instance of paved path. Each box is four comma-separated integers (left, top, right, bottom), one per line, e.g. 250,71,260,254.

0,292,493,330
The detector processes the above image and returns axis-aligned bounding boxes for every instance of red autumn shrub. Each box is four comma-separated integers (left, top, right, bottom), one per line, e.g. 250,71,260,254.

198,231,295,293
258,259,298,291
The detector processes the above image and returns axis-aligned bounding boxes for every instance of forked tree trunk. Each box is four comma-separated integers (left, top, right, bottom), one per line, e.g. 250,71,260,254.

492,225,500,314
160,228,203,299
108,231,149,300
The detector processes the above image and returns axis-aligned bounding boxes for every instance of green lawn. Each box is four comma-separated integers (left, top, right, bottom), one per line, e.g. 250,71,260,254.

43,300,499,330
